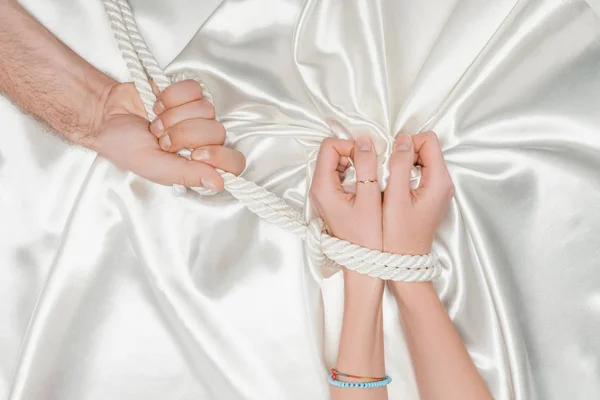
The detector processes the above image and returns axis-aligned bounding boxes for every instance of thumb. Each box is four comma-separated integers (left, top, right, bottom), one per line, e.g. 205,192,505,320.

384,134,415,204
353,136,381,209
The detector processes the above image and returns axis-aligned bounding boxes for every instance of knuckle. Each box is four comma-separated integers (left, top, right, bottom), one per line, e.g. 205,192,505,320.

212,121,227,143
388,153,404,169
213,148,243,175
189,100,204,113
233,151,247,174
163,80,203,104
201,100,216,119
355,159,377,177
166,124,188,149
159,110,175,128
419,130,439,144
160,108,185,129
321,137,335,148
167,122,184,139
319,138,335,155
185,100,210,120
176,159,205,187
181,80,203,97
436,176,454,199
310,179,325,198
160,85,175,103
176,172,190,188
309,190,324,213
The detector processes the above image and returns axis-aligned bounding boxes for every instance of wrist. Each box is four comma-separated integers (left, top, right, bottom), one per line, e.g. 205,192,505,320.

343,270,384,310
71,73,117,148
383,238,432,256
390,281,436,309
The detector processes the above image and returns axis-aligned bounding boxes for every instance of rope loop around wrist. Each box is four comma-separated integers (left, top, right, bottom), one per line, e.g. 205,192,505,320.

306,218,442,281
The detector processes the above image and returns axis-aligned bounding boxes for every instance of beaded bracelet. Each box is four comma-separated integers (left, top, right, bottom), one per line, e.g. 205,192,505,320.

328,374,392,389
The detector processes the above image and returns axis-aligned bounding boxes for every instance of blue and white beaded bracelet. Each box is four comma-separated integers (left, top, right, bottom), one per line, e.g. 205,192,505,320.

328,374,392,389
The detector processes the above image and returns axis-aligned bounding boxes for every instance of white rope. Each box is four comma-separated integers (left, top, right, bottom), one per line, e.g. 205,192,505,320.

115,0,170,91
103,0,156,119
102,0,443,282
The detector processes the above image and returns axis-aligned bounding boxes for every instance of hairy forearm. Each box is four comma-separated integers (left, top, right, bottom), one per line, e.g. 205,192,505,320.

0,0,115,143
391,282,492,400
331,272,387,400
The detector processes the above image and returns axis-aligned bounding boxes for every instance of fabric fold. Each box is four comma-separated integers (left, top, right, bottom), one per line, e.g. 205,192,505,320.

2,1,600,399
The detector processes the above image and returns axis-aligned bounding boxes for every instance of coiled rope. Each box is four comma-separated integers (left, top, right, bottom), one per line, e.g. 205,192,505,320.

101,0,442,281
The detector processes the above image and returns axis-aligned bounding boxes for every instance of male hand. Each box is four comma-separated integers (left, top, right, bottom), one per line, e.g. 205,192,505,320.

86,80,246,191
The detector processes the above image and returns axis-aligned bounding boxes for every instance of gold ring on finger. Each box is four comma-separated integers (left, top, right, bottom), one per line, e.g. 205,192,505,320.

357,179,378,184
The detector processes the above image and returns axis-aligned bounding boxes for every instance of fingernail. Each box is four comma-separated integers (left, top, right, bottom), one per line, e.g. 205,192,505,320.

159,135,171,151
154,100,165,114
357,136,372,152
150,117,164,134
395,134,412,151
202,178,217,190
192,148,210,161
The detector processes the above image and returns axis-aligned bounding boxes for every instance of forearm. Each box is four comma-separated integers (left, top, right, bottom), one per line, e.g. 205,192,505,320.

391,282,492,400
331,272,387,400
0,0,115,143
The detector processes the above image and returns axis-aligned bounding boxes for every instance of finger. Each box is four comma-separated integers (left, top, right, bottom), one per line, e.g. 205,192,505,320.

339,156,351,169
149,100,216,137
384,134,415,205
353,136,381,207
158,119,226,152
412,131,446,187
149,79,160,98
191,146,246,176
336,157,351,173
312,137,355,196
142,148,224,191
154,80,203,114
412,131,453,198
336,164,348,173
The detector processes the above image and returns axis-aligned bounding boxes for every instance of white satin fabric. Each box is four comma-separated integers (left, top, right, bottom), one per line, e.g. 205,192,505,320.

2,0,600,399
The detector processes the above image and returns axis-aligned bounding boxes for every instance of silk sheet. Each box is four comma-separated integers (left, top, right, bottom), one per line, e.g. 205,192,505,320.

1,0,600,399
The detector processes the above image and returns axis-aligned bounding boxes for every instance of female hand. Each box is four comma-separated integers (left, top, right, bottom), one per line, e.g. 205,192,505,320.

383,134,492,400
312,137,389,400
310,136,382,252
310,132,453,256
89,80,246,191
383,132,454,255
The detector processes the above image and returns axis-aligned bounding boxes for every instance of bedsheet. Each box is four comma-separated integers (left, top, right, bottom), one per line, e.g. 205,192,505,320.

2,0,600,399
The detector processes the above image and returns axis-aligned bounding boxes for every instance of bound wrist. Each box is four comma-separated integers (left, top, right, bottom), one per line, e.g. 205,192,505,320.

383,237,433,256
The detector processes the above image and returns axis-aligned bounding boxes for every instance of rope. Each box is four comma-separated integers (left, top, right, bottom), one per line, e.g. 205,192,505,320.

101,0,443,282
103,0,156,119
